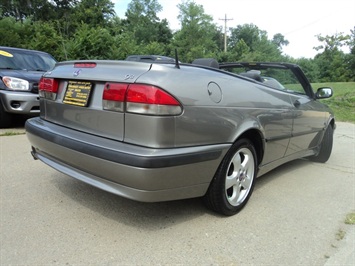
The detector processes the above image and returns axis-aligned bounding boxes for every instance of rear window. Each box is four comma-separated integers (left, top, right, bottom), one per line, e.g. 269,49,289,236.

0,48,56,71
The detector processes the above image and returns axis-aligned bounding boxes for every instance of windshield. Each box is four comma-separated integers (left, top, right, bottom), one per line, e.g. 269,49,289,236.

0,49,56,71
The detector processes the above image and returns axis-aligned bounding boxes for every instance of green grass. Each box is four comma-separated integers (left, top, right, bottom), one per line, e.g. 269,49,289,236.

312,82,355,123
345,212,355,225
0,131,26,137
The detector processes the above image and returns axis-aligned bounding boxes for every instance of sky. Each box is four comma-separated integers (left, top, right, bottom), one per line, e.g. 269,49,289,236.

113,0,355,59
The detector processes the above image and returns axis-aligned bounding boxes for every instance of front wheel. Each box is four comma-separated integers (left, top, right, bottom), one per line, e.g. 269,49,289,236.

310,124,333,163
204,139,257,216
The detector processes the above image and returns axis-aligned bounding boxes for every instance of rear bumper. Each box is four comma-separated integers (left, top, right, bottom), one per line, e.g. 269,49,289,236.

0,90,39,114
26,118,230,202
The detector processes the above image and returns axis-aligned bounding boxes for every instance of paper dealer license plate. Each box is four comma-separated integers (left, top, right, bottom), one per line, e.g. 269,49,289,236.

63,81,92,107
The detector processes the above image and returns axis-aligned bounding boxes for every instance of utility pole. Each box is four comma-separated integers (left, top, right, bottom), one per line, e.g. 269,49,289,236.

219,14,233,52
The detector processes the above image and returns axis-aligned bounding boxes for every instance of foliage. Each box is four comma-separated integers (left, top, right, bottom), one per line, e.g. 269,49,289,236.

345,212,355,225
346,27,355,80
0,0,354,82
123,0,172,45
0,17,31,48
314,82,355,123
65,23,117,60
0,0,76,22
294,58,320,83
172,0,219,62
272,33,289,49
313,33,352,82
28,21,65,60
71,0,115,28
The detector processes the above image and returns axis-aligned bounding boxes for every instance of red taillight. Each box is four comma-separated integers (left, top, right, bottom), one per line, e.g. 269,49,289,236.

102,83,182,115
39,77,58,92
74,63,97,68
102,83,128,112
39,77,59,100
103,83,128,102
126,84,180,105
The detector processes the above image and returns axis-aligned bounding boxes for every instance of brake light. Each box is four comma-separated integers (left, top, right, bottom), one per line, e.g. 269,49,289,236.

126,84,180,105
74,63,97,68
102,83,182,115
126,84,182,115
39,77,59,100
103,83,128,112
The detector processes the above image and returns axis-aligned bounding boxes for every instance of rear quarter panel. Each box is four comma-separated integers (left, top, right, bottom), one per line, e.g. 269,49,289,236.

129,64,295,164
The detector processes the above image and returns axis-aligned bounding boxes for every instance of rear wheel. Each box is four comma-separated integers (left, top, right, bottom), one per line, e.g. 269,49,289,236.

310,124,333,163
204,138,257,216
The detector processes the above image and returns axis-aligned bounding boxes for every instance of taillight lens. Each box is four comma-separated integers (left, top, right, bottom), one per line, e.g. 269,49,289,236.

126,84,182,115
39,78,58,92
39,77,59,100
102,83,182,115
103,83,128,112
126,84,180,105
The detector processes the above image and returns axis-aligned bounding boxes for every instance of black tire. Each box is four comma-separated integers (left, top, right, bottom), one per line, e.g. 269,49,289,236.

203,138,257,216
0,100,13,128
310,124,333,163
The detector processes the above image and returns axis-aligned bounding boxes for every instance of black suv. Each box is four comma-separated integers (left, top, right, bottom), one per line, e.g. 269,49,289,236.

0,46,56,128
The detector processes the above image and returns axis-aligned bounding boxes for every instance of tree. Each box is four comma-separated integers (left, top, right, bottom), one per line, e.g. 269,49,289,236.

65,23,116,60
346,27,355,80
1,0,353,83
228,24,284,61
294,58,320,83
173,0,219,62
27,21,64,60
123,0,172,45
0,17,31,47
229,24,266,52
314,33,351,82
126,0,162,20
72,0,115,28
314,32,349,53
272,33,289,49
0,0,78,22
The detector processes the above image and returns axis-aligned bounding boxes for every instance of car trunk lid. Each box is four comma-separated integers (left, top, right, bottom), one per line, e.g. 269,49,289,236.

39,60,151,141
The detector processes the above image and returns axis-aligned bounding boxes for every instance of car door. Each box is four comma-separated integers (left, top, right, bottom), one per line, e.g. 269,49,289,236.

285,88,327,156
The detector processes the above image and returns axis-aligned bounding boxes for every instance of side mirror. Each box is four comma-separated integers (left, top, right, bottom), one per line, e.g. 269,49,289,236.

315,87,333,99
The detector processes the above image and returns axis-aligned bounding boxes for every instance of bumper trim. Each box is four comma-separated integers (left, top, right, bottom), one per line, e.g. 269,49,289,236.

26,118,229,169
33,151,210,202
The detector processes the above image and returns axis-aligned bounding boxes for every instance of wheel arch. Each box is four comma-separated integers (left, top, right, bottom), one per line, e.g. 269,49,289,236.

203,127,264,216
329,118,336,130
235,128,264,167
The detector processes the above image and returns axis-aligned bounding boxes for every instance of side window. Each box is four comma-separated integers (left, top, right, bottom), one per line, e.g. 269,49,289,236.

221,65,307,95
261,68,306,95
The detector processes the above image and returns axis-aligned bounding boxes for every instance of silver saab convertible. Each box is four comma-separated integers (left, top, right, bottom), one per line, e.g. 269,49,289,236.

25,57,335,216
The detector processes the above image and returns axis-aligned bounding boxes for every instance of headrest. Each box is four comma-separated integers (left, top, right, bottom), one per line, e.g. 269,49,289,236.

192,58,219,69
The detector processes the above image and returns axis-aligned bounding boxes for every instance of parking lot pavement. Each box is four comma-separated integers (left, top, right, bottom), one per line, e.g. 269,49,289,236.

325,226,355,266
1,122,354,265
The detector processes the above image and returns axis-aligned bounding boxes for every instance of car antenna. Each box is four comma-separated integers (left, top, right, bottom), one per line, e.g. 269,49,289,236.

174,49,180,69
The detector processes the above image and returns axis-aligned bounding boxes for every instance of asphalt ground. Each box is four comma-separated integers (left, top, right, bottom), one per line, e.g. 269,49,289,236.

1,121,354,265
